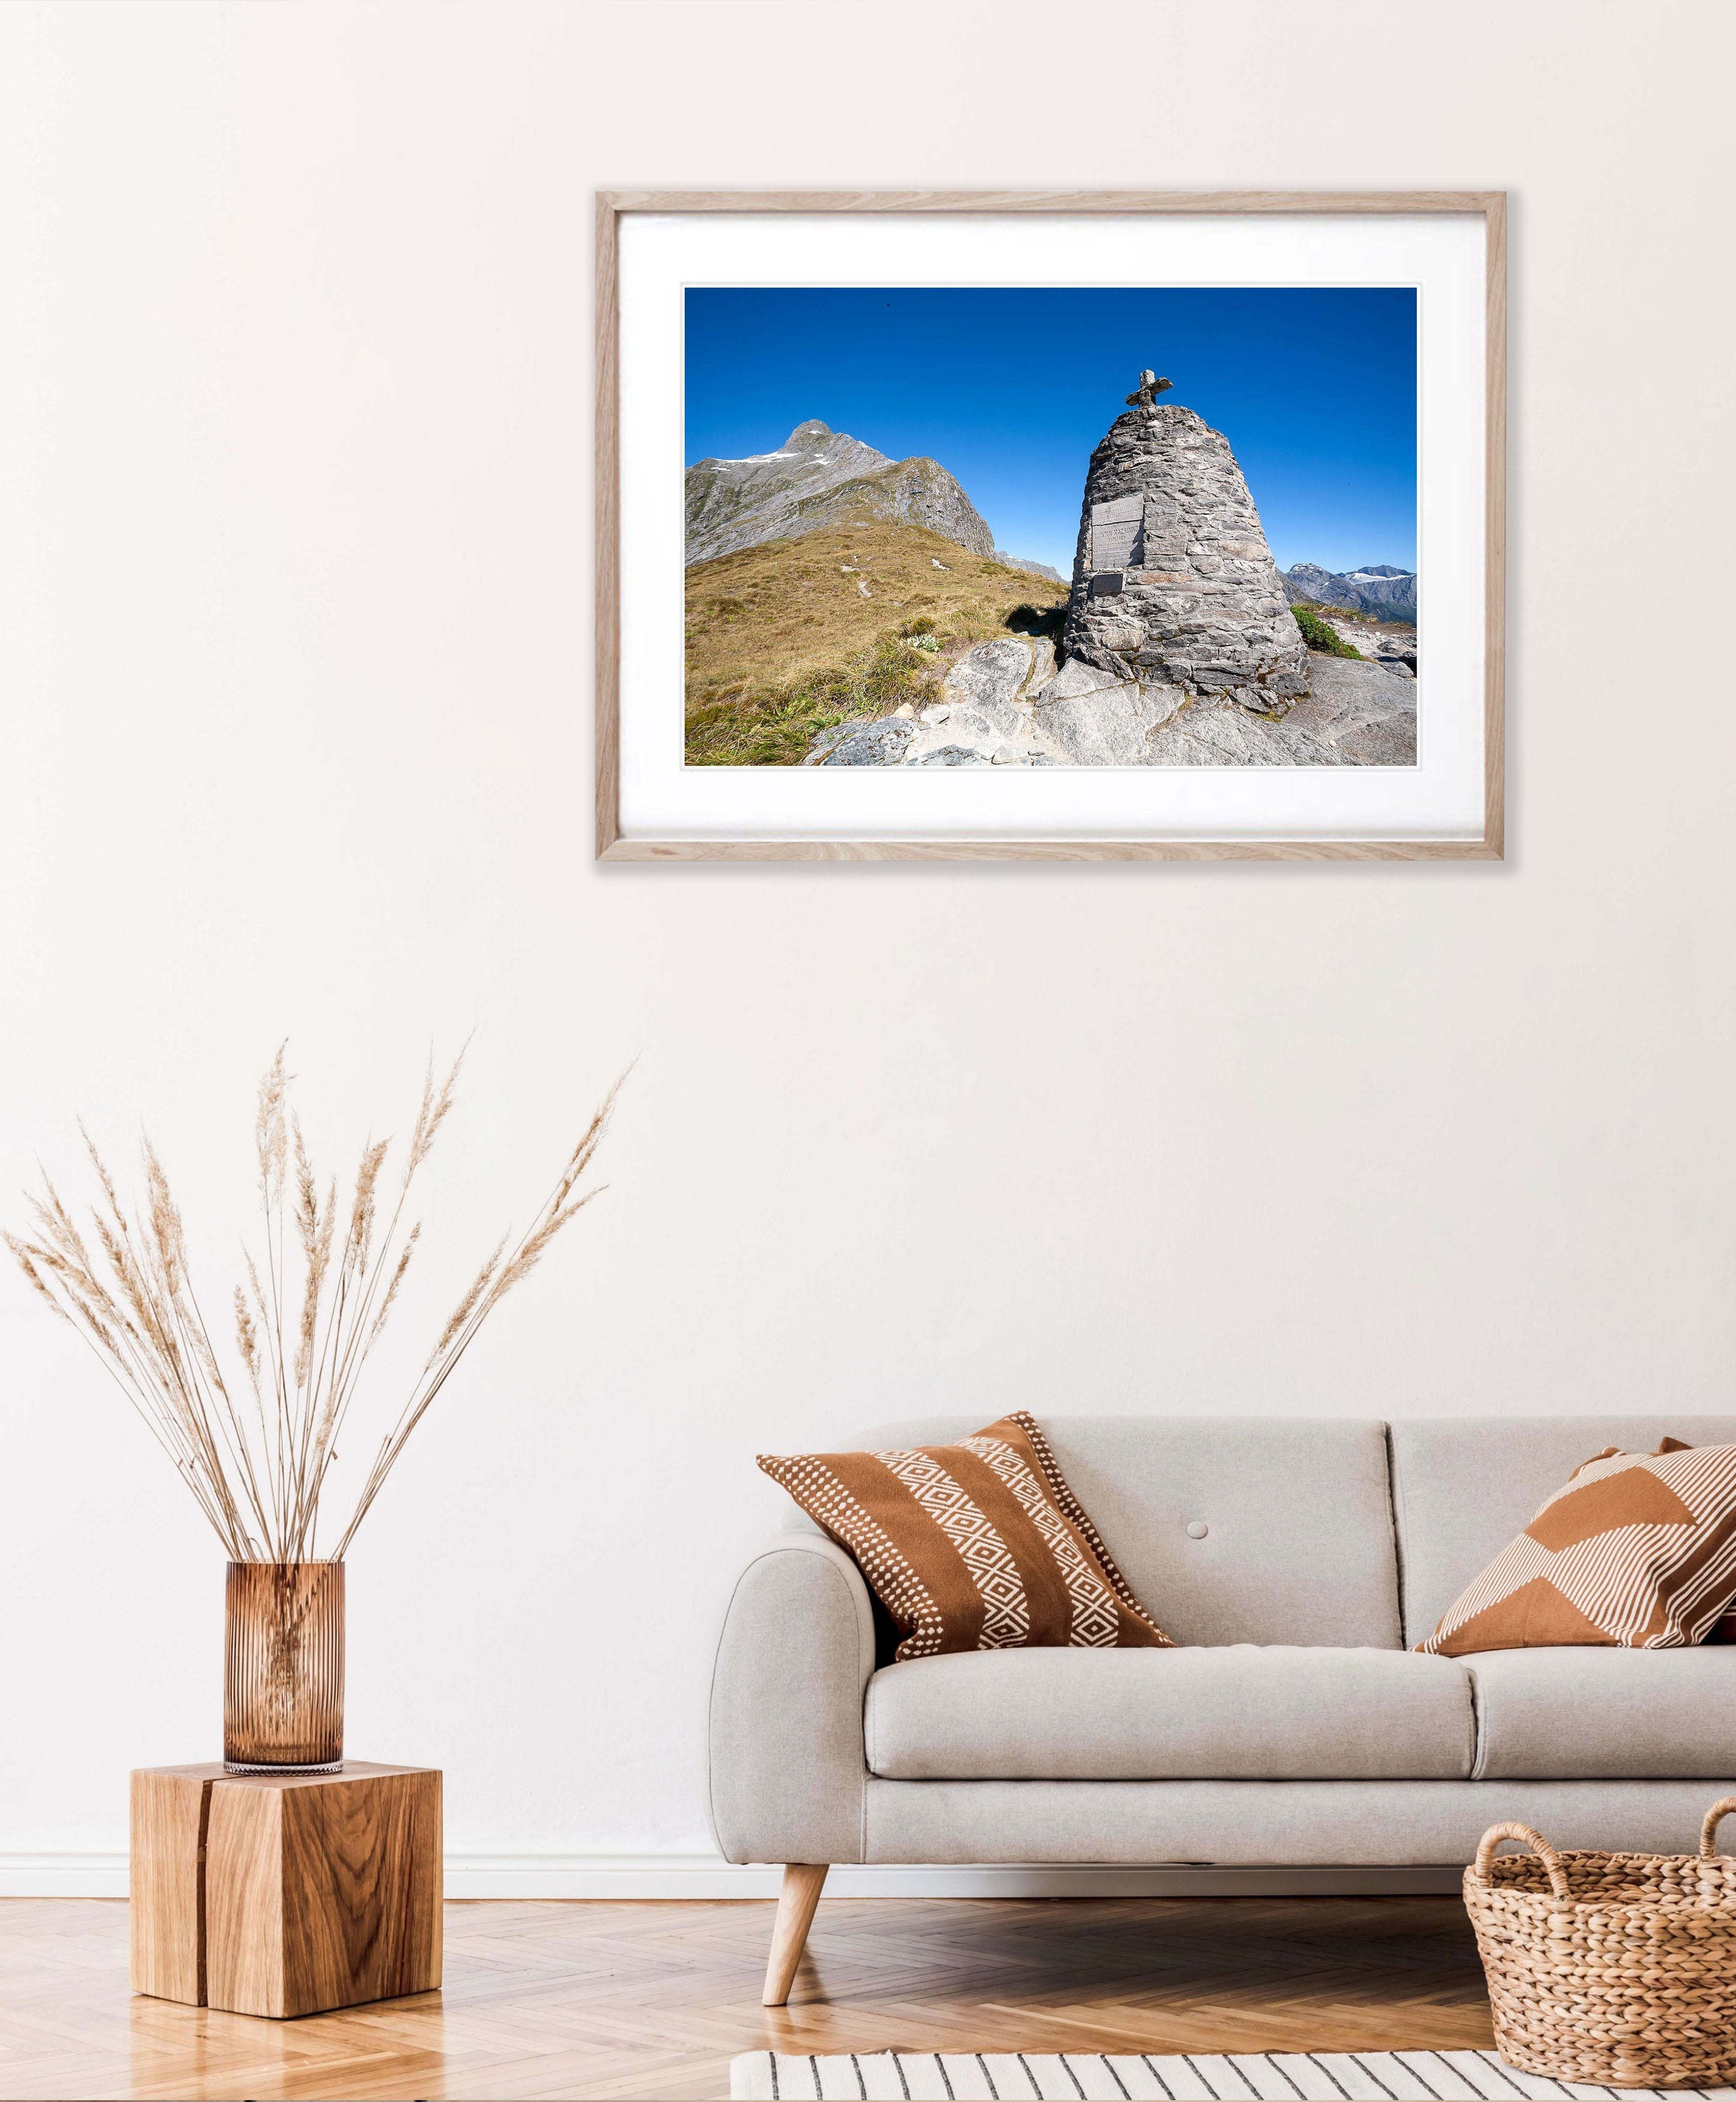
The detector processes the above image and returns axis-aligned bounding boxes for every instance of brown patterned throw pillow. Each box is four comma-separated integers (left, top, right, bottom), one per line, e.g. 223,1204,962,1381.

1641,1438,1736,1643
1417,1437,1736,1655
758,1410,1172,1660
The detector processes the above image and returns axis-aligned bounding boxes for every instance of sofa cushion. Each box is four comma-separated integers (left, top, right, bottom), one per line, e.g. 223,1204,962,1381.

1469,1645,1736,1778
854,1416,1403,1647
863,1646,1475,1780
1389,1416,1736,1647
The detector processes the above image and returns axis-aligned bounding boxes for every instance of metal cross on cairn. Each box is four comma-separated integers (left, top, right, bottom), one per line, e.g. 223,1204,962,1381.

1126,369,1173,411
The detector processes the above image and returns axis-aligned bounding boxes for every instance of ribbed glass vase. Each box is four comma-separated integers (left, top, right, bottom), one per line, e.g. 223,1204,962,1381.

223,1561,345,1773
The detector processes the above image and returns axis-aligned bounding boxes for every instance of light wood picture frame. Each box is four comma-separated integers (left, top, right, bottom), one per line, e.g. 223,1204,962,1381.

597,191,1505,863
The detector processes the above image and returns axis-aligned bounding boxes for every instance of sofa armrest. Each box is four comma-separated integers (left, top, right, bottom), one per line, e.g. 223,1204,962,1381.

708,1532,874,1865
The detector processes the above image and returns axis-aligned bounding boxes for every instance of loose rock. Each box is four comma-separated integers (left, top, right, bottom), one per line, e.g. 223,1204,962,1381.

811,717,916,766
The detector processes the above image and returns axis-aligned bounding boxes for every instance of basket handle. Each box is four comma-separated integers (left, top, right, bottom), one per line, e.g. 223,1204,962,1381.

1473,1822,1572,1903
1699,1797,1736,1858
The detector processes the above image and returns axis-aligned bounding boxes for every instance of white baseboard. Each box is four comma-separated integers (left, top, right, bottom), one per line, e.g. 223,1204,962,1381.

0,1854,133,1898
0,1852,1464,1900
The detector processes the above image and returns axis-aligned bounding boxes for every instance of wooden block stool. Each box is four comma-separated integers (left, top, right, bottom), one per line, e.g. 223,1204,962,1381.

131,1761,442,2019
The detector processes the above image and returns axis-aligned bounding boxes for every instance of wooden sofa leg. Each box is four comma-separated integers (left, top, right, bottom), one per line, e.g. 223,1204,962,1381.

762,1863,829,2006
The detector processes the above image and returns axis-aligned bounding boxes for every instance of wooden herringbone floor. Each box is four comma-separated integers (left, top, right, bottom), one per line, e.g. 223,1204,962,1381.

0,1895,1495,2101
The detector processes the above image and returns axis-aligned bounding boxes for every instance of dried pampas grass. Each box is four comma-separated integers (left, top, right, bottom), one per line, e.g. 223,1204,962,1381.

6,1046,619,1561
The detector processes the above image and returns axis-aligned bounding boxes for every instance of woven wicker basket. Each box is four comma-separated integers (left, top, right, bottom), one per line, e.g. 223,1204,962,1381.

1466,1797,1736,2090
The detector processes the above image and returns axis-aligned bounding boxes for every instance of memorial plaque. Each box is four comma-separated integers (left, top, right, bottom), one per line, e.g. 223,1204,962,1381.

1090,495,1143,572
1089,572,1123,596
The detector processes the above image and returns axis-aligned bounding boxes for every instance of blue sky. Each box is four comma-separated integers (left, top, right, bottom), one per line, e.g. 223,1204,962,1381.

685,286,1416,576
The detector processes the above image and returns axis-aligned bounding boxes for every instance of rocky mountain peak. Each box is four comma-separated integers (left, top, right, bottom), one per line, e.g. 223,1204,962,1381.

685,419,1000,566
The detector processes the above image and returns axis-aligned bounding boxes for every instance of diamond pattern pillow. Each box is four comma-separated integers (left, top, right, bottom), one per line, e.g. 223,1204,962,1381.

758,1410,1172,1661
1417,1437,1736,1655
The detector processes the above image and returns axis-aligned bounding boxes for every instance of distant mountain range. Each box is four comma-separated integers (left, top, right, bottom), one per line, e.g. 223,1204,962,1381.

684,421,1060,579
1280,562,1417,620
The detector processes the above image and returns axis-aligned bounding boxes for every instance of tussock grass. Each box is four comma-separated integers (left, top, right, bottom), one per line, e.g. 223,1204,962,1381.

685,515,1067,766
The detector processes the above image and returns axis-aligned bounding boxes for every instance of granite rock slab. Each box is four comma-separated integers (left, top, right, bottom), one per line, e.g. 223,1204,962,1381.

805,635,1416,768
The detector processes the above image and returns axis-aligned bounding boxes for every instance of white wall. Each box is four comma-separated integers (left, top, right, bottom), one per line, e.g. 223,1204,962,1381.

2,0,1733,1895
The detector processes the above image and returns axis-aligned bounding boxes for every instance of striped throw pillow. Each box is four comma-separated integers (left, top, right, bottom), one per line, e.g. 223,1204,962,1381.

758,1410,1172,1660
1643,1437,1736,1643
1417,1437,1736,1655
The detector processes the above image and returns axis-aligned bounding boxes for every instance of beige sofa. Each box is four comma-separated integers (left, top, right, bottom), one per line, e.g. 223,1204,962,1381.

709,1414,1736,2002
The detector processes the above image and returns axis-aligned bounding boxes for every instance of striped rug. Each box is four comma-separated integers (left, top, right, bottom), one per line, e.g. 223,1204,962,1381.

729,2049,1736,2100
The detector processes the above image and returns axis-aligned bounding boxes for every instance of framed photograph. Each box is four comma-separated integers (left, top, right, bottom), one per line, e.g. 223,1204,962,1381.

596,191,1504,862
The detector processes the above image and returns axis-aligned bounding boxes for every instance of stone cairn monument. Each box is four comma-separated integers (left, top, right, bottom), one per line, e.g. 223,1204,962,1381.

1064,370,1308,715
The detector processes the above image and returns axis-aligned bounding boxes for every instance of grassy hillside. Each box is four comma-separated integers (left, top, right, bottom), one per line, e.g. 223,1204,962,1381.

685,514,1068,766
